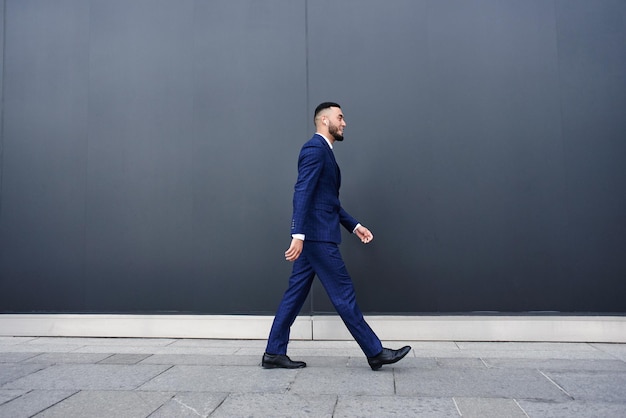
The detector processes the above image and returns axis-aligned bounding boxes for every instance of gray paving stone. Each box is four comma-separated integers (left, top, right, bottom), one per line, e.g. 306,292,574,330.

139,365,298,393
450,349,613,360
346,356,437,369
22,337,91,346
289,367,395,396
0,344,82,353
591,343,626,362
454,397,526,418
546,371,626,403
169,339,267,349
0,338,623,418
286,339,425,351
149,392,227,417
211,393,336,418
334,395,458,418
238,347,365,357
288,340,360,349
435,358,487,368
406,348,615,360
518,400,626,418
75,345,239,356
3,364,170,391
0,363,47,386
154,346,240,355
394,341,459,351
25,352,112,364
456,342,597,352
0,352,41,363
73,345,164,355
139,353,259,366
484,358,626,372
456,342,613,361
28,337,176,347
0,337,37,345
34,390,173,418
298,355,351,368
98,353,152,364
0,389,27,406
394,367,571,401
0,390,76,418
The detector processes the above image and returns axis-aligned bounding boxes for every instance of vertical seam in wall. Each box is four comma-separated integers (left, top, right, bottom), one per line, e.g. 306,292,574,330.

190,0,198,316
304,0,315,317
82,0,92,310
305,0,309,120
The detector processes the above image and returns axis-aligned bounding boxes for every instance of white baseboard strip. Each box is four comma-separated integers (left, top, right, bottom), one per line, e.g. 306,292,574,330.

313,315,626,342
0,314,624,342
0,314,309,340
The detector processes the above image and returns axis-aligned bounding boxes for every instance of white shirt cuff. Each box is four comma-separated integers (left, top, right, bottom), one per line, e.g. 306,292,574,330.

292,225,360,240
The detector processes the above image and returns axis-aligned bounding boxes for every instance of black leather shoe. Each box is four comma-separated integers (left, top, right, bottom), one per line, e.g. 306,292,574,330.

262,353,306,369
367,346,411,370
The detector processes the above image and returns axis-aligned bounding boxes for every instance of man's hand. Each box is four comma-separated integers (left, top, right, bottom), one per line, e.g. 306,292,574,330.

285,237,304,262
355,225,374,244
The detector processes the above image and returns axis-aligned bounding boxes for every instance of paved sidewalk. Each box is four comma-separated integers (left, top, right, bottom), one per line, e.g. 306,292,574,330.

1,337,625,417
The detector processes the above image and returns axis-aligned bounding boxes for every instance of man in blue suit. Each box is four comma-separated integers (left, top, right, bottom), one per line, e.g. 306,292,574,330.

262,102,411,370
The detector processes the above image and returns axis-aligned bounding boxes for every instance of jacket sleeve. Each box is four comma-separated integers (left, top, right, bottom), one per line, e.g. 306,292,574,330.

291,144,323,235
339,207,359,233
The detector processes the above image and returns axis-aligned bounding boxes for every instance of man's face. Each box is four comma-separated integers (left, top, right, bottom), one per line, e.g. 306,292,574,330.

327,107,346,142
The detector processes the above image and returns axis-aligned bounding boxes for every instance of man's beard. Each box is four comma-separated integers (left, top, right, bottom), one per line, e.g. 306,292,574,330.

329,124,344,141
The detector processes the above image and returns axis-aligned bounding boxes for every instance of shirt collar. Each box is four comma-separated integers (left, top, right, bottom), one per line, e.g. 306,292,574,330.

316,133,333,149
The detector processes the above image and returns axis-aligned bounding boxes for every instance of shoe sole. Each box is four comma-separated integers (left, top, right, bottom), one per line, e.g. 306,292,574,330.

262,362,306,369
369,348,411,371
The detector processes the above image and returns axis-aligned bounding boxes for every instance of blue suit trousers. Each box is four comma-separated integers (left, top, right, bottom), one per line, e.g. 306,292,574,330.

265,241,383,358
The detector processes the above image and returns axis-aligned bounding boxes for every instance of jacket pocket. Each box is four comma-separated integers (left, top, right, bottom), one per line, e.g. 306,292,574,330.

314,203,337,213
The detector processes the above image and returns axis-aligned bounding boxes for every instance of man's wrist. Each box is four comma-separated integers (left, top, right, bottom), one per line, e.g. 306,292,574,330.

352,223,362,234
292,234,305,241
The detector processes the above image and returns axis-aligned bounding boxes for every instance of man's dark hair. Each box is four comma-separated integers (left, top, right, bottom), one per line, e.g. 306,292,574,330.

314,102,341,120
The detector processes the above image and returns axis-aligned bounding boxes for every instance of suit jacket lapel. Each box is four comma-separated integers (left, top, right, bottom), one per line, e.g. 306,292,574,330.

316,135,341,188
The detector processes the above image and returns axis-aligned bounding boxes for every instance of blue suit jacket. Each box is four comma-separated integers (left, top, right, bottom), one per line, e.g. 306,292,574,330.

290,134,359,243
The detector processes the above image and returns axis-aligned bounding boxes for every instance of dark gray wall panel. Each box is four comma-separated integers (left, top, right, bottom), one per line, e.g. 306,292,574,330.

309,0,571,313
306,0,431,313
84,0,307,313
0,0,89,311
189,0,307,313
419,0,568,312
85,0,197,312
0,0,624,314
556,0,626,312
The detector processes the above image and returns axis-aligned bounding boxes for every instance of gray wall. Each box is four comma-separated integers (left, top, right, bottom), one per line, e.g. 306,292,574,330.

0,0,624,314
